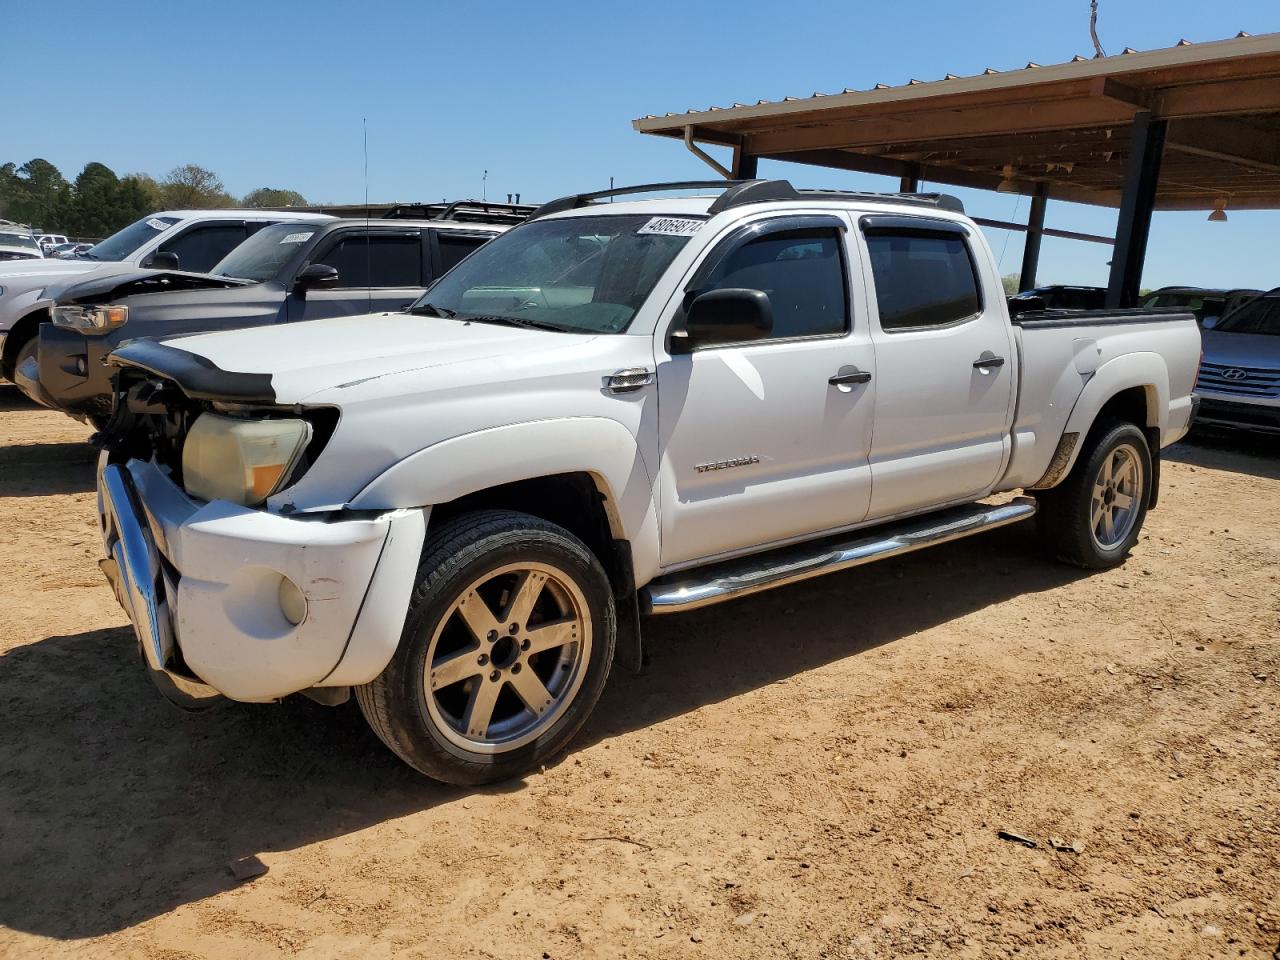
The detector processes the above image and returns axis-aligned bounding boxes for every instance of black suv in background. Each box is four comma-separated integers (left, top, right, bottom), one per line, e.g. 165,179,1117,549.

1007,285,1106,316
1140,286,1263,327
26,204,518,421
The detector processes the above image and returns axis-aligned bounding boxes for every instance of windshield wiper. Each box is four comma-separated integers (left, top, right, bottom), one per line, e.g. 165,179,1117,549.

463,314,569,333
405,302,457,318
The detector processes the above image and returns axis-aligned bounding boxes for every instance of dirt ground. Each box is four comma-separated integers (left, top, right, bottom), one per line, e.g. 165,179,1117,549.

0,390,1276,960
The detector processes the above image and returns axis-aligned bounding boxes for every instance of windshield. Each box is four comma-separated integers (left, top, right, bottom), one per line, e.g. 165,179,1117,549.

1216,296,1280,336
0,232,39,250
409,214,702,333
210,222,319,282
85,215,179,262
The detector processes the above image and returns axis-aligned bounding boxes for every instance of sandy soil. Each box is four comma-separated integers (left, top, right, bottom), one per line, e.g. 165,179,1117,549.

0,390,1276,959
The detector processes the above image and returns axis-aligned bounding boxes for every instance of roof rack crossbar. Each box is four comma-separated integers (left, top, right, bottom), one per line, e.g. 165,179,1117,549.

381,199,537,224
528,179,964,220
529,180,754,219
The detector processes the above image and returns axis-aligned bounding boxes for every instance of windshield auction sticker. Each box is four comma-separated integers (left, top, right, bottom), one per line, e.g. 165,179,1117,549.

637,217,703,237
146,218,171,231
279,232,314,244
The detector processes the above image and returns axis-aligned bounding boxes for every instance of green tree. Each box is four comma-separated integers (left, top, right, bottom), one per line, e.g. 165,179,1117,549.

115,174,162,224
1001,274,1022,297
62,162,121,236
2,158,70,227
160,164,234,209
0,162,17,220
242,187,307,208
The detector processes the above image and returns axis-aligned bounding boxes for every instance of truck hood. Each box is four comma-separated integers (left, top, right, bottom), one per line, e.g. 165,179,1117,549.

1201,329,1280,368
0,257,108,280
117,311,600,404
47,268,248,306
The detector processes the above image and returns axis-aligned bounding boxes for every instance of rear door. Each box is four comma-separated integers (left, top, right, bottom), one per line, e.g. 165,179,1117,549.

857,215,1016,519
292,228,427,320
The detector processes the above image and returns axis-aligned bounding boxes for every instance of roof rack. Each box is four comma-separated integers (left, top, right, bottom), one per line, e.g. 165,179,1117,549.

381,199,537,225
528,179,964,220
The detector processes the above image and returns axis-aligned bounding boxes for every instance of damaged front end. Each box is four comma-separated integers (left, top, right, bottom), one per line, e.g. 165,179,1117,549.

94,341,285,709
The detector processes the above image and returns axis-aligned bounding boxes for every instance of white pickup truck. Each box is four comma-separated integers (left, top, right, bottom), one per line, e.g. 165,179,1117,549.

94,180,1201,784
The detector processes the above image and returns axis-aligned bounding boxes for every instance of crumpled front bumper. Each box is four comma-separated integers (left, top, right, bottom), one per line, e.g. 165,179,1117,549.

97,457,426,704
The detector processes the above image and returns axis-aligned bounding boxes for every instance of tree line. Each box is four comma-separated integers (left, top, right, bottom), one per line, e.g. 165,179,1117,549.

0,159,307,238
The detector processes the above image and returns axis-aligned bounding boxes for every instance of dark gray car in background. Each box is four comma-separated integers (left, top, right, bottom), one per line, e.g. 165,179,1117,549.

27,209,511,421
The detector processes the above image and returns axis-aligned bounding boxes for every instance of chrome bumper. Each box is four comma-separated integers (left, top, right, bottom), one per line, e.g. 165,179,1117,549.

98,462,222,709
14,354,57,409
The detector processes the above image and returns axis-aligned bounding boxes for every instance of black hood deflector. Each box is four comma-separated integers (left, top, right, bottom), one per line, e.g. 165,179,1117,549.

109,340,275,404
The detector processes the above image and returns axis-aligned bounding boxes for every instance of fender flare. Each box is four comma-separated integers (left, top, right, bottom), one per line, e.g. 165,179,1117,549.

1054,351,1168,479
347,416,661,585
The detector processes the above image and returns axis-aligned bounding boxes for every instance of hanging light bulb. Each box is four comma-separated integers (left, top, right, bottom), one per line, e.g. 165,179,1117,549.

997,164,1019,193
1207,198,1228,222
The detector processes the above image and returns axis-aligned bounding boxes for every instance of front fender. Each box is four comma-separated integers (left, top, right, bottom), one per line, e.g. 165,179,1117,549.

348,417,661,585
1057,351,1169,476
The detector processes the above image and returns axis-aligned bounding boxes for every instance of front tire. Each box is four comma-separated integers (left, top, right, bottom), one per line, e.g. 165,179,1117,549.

1036,419,1151,569
356,510,616,785
9,335,36,386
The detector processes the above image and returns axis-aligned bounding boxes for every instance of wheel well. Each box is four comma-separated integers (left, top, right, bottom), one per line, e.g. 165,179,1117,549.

1094,385,1152,433
429,472,625,590
1,308,49,379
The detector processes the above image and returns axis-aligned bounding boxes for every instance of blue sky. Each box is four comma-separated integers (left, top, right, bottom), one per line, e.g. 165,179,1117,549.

5,0,1278,290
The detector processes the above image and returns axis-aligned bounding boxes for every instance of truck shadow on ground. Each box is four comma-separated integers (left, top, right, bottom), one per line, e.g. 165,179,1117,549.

0,441,97,496
0,517,1087,941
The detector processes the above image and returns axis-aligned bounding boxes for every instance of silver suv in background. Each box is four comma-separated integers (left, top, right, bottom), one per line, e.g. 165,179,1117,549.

0,210,327,383
1195,288,1280,434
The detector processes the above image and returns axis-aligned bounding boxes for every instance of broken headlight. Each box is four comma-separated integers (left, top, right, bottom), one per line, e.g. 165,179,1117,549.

53,303,128,334
181,413,312,506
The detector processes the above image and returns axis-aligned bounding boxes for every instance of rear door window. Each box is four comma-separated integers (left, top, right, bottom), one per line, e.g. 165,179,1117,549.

864,229,982,330
435,232,492,276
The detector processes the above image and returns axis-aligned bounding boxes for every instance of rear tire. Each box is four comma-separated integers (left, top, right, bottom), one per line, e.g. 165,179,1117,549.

356,510,616,785
1036,420,1151,569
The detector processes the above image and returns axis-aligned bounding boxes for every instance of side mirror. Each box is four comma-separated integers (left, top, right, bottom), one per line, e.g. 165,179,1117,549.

1201,315,1220,330
142,251,180,270
295,263,339,292
675,288,773,352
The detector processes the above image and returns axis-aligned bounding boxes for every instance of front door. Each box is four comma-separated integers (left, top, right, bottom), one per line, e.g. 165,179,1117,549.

290,229,427,322
657,216,877,567
858,217,1016,519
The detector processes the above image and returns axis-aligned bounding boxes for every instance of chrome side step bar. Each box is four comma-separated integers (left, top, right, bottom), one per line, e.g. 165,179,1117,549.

640,497,1037,614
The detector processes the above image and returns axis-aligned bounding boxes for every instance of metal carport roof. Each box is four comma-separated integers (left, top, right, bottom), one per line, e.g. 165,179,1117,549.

633,31,1280,304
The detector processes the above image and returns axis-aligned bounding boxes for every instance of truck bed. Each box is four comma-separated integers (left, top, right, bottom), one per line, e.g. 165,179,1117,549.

1010,307,1191,328
999,308,1200,491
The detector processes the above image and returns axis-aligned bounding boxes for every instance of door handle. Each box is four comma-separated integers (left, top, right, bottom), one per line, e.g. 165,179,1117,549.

973,356,1006,370
829,370,872,386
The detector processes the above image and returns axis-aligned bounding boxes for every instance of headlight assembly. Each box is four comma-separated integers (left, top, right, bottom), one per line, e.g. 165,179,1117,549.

53,303,128,334
181,413,312,506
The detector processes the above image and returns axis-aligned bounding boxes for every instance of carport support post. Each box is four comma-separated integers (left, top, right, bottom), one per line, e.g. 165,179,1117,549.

899,163,921,193
1106,111,1167,308
1018,184,1049,292
731,145,758,180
